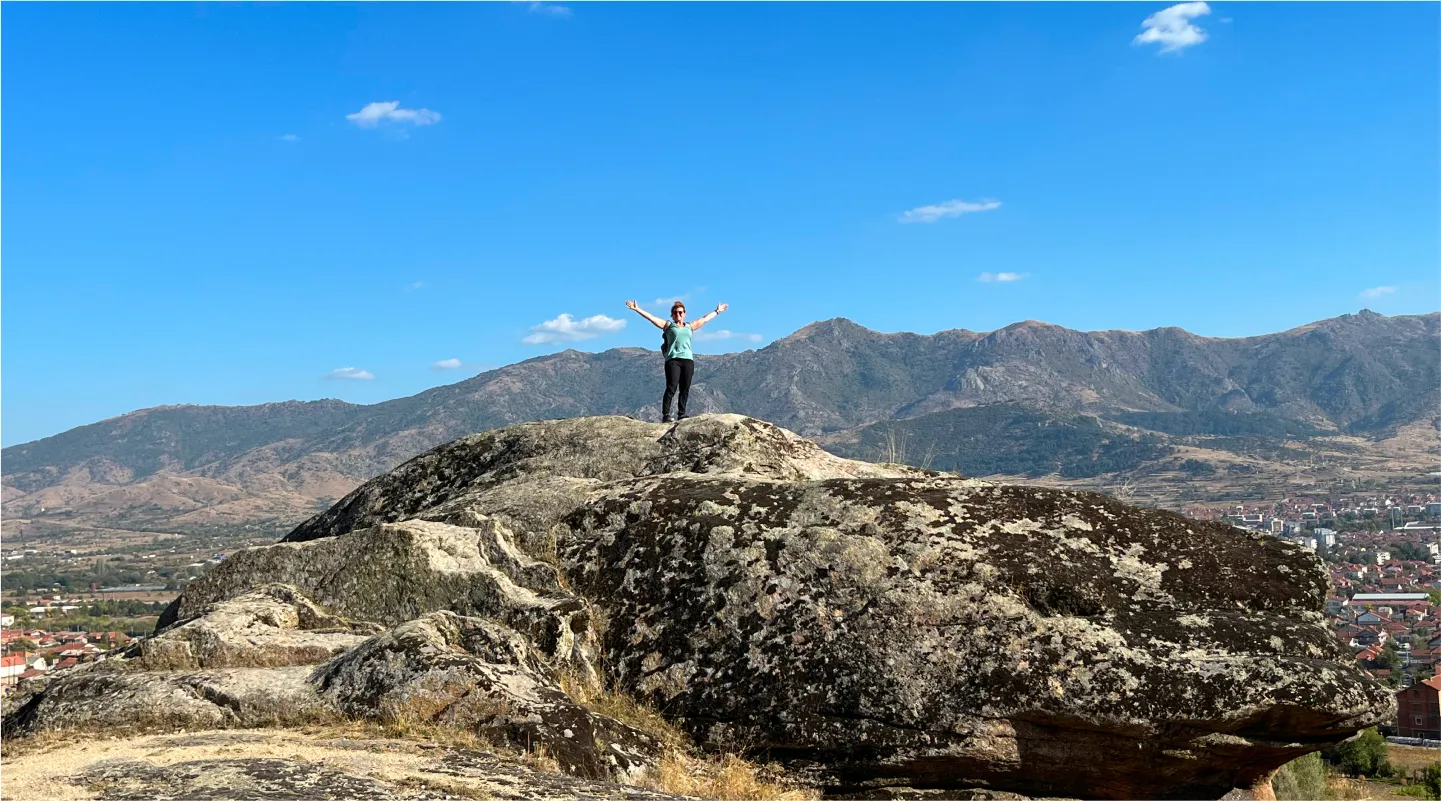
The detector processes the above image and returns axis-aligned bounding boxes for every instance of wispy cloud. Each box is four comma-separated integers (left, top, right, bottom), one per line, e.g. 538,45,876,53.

279,133,299,142
404,281,426,292
522,313,626,345
1134,2,1211,53
1360,286,1396,299
649,294,693,310
978,272,1027,283
644,287,708,309
527,2,571,17
346,101,442,129
430,358,463,370
325,367,375,380
693,329,763,344
898,199,1001,224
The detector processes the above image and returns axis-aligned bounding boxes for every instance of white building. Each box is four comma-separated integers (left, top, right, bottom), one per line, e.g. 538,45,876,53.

1348,593,1430,606
1376,551,1392,565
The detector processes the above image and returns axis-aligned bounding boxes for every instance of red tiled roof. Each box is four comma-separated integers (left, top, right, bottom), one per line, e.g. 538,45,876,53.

0,656,25,668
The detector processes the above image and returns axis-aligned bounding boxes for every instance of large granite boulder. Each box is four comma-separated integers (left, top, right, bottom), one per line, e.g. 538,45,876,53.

7,586,662,784
131,583,383,669
314,610,663,782
2,663,329,735
11,415,1393,799
159,517,600,678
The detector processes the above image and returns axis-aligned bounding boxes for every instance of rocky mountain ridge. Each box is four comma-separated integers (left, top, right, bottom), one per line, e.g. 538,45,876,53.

3,310,1436,534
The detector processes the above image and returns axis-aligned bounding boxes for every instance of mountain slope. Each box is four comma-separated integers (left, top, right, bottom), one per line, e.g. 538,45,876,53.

4,310,1437,530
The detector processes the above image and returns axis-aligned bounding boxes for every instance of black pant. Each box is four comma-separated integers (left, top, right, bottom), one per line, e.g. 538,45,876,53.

662,358,694,419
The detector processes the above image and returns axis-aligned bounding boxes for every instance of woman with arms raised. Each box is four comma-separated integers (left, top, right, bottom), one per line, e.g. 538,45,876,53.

625,299,729,423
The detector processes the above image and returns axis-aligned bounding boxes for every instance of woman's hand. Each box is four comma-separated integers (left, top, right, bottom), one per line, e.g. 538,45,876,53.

716,303,729,313
627,300,668,329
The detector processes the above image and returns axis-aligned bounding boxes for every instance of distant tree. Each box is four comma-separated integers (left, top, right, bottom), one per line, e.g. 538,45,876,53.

1428,590,1441,607
9,638,37,653
1323,728,1391,777
1179,459,1217,476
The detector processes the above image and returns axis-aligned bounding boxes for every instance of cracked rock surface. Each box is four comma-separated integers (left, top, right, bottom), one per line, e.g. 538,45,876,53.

3,415,1394,800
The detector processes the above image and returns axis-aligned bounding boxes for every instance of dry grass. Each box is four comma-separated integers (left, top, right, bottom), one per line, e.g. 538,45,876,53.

645,751,819,801
520,743,562,775
1325,776,1374,800
554,668,816,800
555,669,687,751
1388,744,1441,776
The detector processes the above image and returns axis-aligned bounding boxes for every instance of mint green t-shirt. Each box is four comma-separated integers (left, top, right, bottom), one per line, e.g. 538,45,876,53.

662,322,693,360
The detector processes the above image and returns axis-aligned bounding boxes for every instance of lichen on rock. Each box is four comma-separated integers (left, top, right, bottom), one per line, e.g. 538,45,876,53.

5,414,1396,800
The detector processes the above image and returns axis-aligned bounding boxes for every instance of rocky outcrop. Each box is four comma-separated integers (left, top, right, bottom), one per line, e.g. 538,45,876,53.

130,583,382,669
6,415,1394,799
7,588,660,784
555,476,1387,798
314,611,662,782
280,415,927,549
2,663,329,736
3,730,694,801
158,518,600,676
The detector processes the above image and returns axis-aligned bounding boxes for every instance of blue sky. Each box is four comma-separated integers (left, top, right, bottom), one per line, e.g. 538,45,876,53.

3,2,1437,446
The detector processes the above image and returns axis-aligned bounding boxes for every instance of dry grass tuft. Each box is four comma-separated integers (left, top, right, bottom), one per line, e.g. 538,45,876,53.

554,667,815,800
645,751,819,801
1323,775,1375,800
555,669,687,751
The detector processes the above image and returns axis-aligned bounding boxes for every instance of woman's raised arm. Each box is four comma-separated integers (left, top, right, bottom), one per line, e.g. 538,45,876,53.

689,303,729,331
625,300,669,330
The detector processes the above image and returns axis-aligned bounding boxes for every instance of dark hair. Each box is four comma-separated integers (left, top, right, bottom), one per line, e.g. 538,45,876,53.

671,302,686,316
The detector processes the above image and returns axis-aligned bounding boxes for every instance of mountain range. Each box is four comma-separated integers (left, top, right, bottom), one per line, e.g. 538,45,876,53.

4,309,1437,536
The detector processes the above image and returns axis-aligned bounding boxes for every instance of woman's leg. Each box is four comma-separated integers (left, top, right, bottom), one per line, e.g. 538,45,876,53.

662,359,681,421
677,358,695,418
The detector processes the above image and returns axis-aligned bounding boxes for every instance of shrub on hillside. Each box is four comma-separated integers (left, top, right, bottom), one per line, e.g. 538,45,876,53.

1322,728,1392,778
1272,752,1328,800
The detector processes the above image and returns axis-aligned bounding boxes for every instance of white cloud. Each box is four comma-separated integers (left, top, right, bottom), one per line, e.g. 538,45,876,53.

650,294,691,309
647,286,708,309
1134,2,1211,53
430,358,463,370
522,313,626,345
527,2,571,17
346,101,442,129
693,329,764,343
404,281,425,292
1360,286,1396,299
898,199,1002,224
978,272,1027,283
279,133,299,142
325,367,375,380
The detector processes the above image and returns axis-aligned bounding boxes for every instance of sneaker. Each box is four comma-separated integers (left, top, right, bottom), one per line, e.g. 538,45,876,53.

677,415,687,420
662,415,673,423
